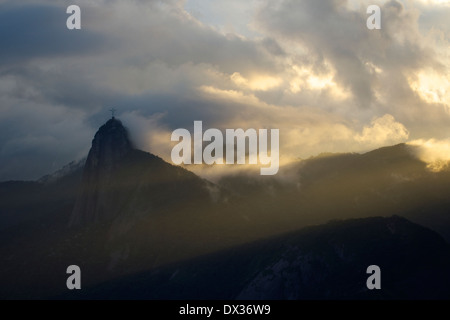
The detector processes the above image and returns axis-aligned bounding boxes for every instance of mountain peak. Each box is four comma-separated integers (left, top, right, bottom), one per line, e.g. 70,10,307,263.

70,118,212,227
95,117,131,146
70,118,133,226
86,118,133,174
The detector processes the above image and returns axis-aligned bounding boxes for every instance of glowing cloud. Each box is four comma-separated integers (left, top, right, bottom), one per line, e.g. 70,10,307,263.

409,70,450,105
288,65,350,100
408,138,450,172
356,114,410,147
230,72,282,91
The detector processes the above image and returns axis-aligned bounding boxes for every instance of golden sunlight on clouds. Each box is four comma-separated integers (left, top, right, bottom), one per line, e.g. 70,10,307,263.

415,0,450,5
198,85,265,106
288,65,350,100
355,114,410,146
408,138,450,172
409,70,450,105
230,72,282,91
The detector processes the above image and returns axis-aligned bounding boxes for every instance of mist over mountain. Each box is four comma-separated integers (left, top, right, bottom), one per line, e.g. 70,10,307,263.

219,143,450,242
1,118,450,299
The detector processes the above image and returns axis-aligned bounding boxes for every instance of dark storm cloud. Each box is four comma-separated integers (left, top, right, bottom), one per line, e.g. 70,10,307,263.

0,65,119,111
0,2,112,180
0,3,110,66
0,97,93,181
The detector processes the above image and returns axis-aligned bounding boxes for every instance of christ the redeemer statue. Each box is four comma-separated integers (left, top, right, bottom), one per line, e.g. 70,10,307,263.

109,108,116,119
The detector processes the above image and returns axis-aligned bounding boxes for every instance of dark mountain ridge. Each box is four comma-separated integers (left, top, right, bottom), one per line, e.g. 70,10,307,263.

67,216,450,300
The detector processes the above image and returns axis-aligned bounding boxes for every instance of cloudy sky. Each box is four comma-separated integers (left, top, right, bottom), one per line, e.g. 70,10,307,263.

0,0,449,180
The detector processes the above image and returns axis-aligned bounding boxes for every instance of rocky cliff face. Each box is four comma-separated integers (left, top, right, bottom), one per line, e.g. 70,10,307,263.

69,117,214,229
70,118,133,226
